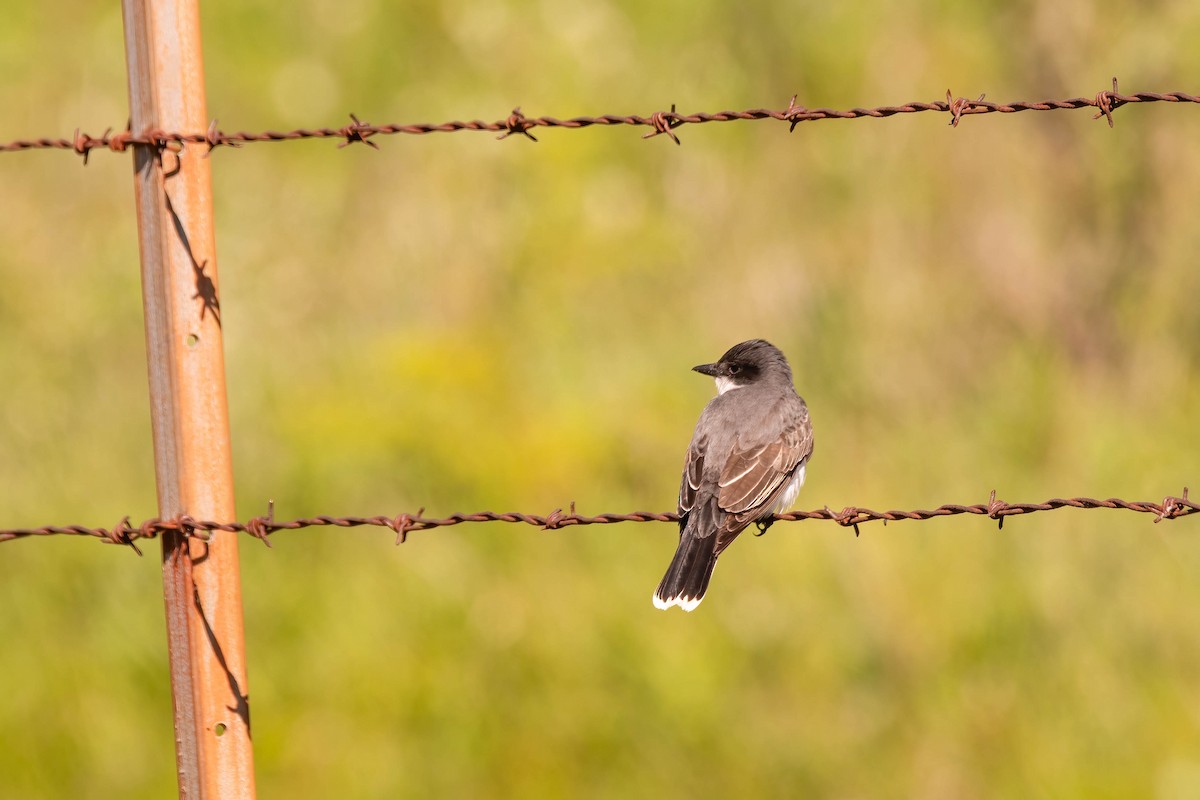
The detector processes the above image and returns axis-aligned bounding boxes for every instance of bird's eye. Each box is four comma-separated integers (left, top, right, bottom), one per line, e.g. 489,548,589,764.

728,364,741,375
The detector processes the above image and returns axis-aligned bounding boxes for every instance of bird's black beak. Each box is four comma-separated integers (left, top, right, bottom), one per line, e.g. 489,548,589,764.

692,362,720,376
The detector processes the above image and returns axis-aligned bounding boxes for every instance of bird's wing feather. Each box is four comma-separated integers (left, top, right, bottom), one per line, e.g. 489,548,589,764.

718,421,809,514
678,435,706,515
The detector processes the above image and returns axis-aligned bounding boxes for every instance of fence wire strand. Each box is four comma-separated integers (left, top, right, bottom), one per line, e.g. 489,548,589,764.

1,489,1194,554
2,79,1197,159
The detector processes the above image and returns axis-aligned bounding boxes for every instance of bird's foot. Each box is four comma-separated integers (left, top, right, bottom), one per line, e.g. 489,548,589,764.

754,518,775,537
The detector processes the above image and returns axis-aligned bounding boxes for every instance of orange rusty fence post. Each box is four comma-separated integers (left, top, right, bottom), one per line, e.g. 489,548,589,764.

121,0,256,796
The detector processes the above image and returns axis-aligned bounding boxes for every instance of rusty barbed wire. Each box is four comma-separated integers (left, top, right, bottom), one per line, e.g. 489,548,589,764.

1,489,1193,554
2,79,1197,159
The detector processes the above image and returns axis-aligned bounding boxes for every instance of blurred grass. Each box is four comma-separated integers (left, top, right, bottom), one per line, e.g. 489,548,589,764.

3,0,1200,797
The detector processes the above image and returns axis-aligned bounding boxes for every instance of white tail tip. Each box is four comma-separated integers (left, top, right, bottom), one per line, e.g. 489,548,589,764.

652,592,703,612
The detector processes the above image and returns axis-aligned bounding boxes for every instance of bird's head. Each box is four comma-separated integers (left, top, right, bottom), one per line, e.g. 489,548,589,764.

692,339,792,395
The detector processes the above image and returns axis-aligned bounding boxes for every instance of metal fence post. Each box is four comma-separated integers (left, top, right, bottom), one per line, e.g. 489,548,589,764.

121,0,256,796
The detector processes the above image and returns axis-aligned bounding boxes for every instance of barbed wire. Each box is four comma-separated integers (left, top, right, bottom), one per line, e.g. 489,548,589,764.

1,489,1193,555
2,79,1197,161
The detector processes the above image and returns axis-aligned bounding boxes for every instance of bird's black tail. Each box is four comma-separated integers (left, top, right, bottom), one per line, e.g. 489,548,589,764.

653,529,719,612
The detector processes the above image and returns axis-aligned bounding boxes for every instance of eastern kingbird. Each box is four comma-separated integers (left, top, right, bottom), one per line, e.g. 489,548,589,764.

653,339,813,611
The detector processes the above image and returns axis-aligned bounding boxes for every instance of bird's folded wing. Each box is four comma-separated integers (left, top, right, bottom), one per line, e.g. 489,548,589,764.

717,423,810,514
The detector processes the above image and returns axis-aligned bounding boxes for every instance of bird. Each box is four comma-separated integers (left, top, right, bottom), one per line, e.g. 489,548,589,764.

653,339,813,611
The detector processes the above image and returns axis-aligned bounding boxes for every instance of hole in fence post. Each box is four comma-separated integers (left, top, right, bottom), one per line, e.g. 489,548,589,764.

214,722,227,737
186,333,199,348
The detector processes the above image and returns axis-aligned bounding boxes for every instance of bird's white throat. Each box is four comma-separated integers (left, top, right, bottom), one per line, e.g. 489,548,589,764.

714,376,742,395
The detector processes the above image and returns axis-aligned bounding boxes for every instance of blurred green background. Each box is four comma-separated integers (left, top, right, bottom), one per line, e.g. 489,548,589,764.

3,0,1200,797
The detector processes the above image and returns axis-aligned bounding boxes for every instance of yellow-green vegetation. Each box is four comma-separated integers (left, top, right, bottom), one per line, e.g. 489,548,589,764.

2,1,1200,797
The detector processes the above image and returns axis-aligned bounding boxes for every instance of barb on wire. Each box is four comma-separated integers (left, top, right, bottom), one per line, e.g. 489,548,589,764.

643,103,683,144
3,79,1196,159
337,113,380,150
497,107,538,141
0,489,1194,552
